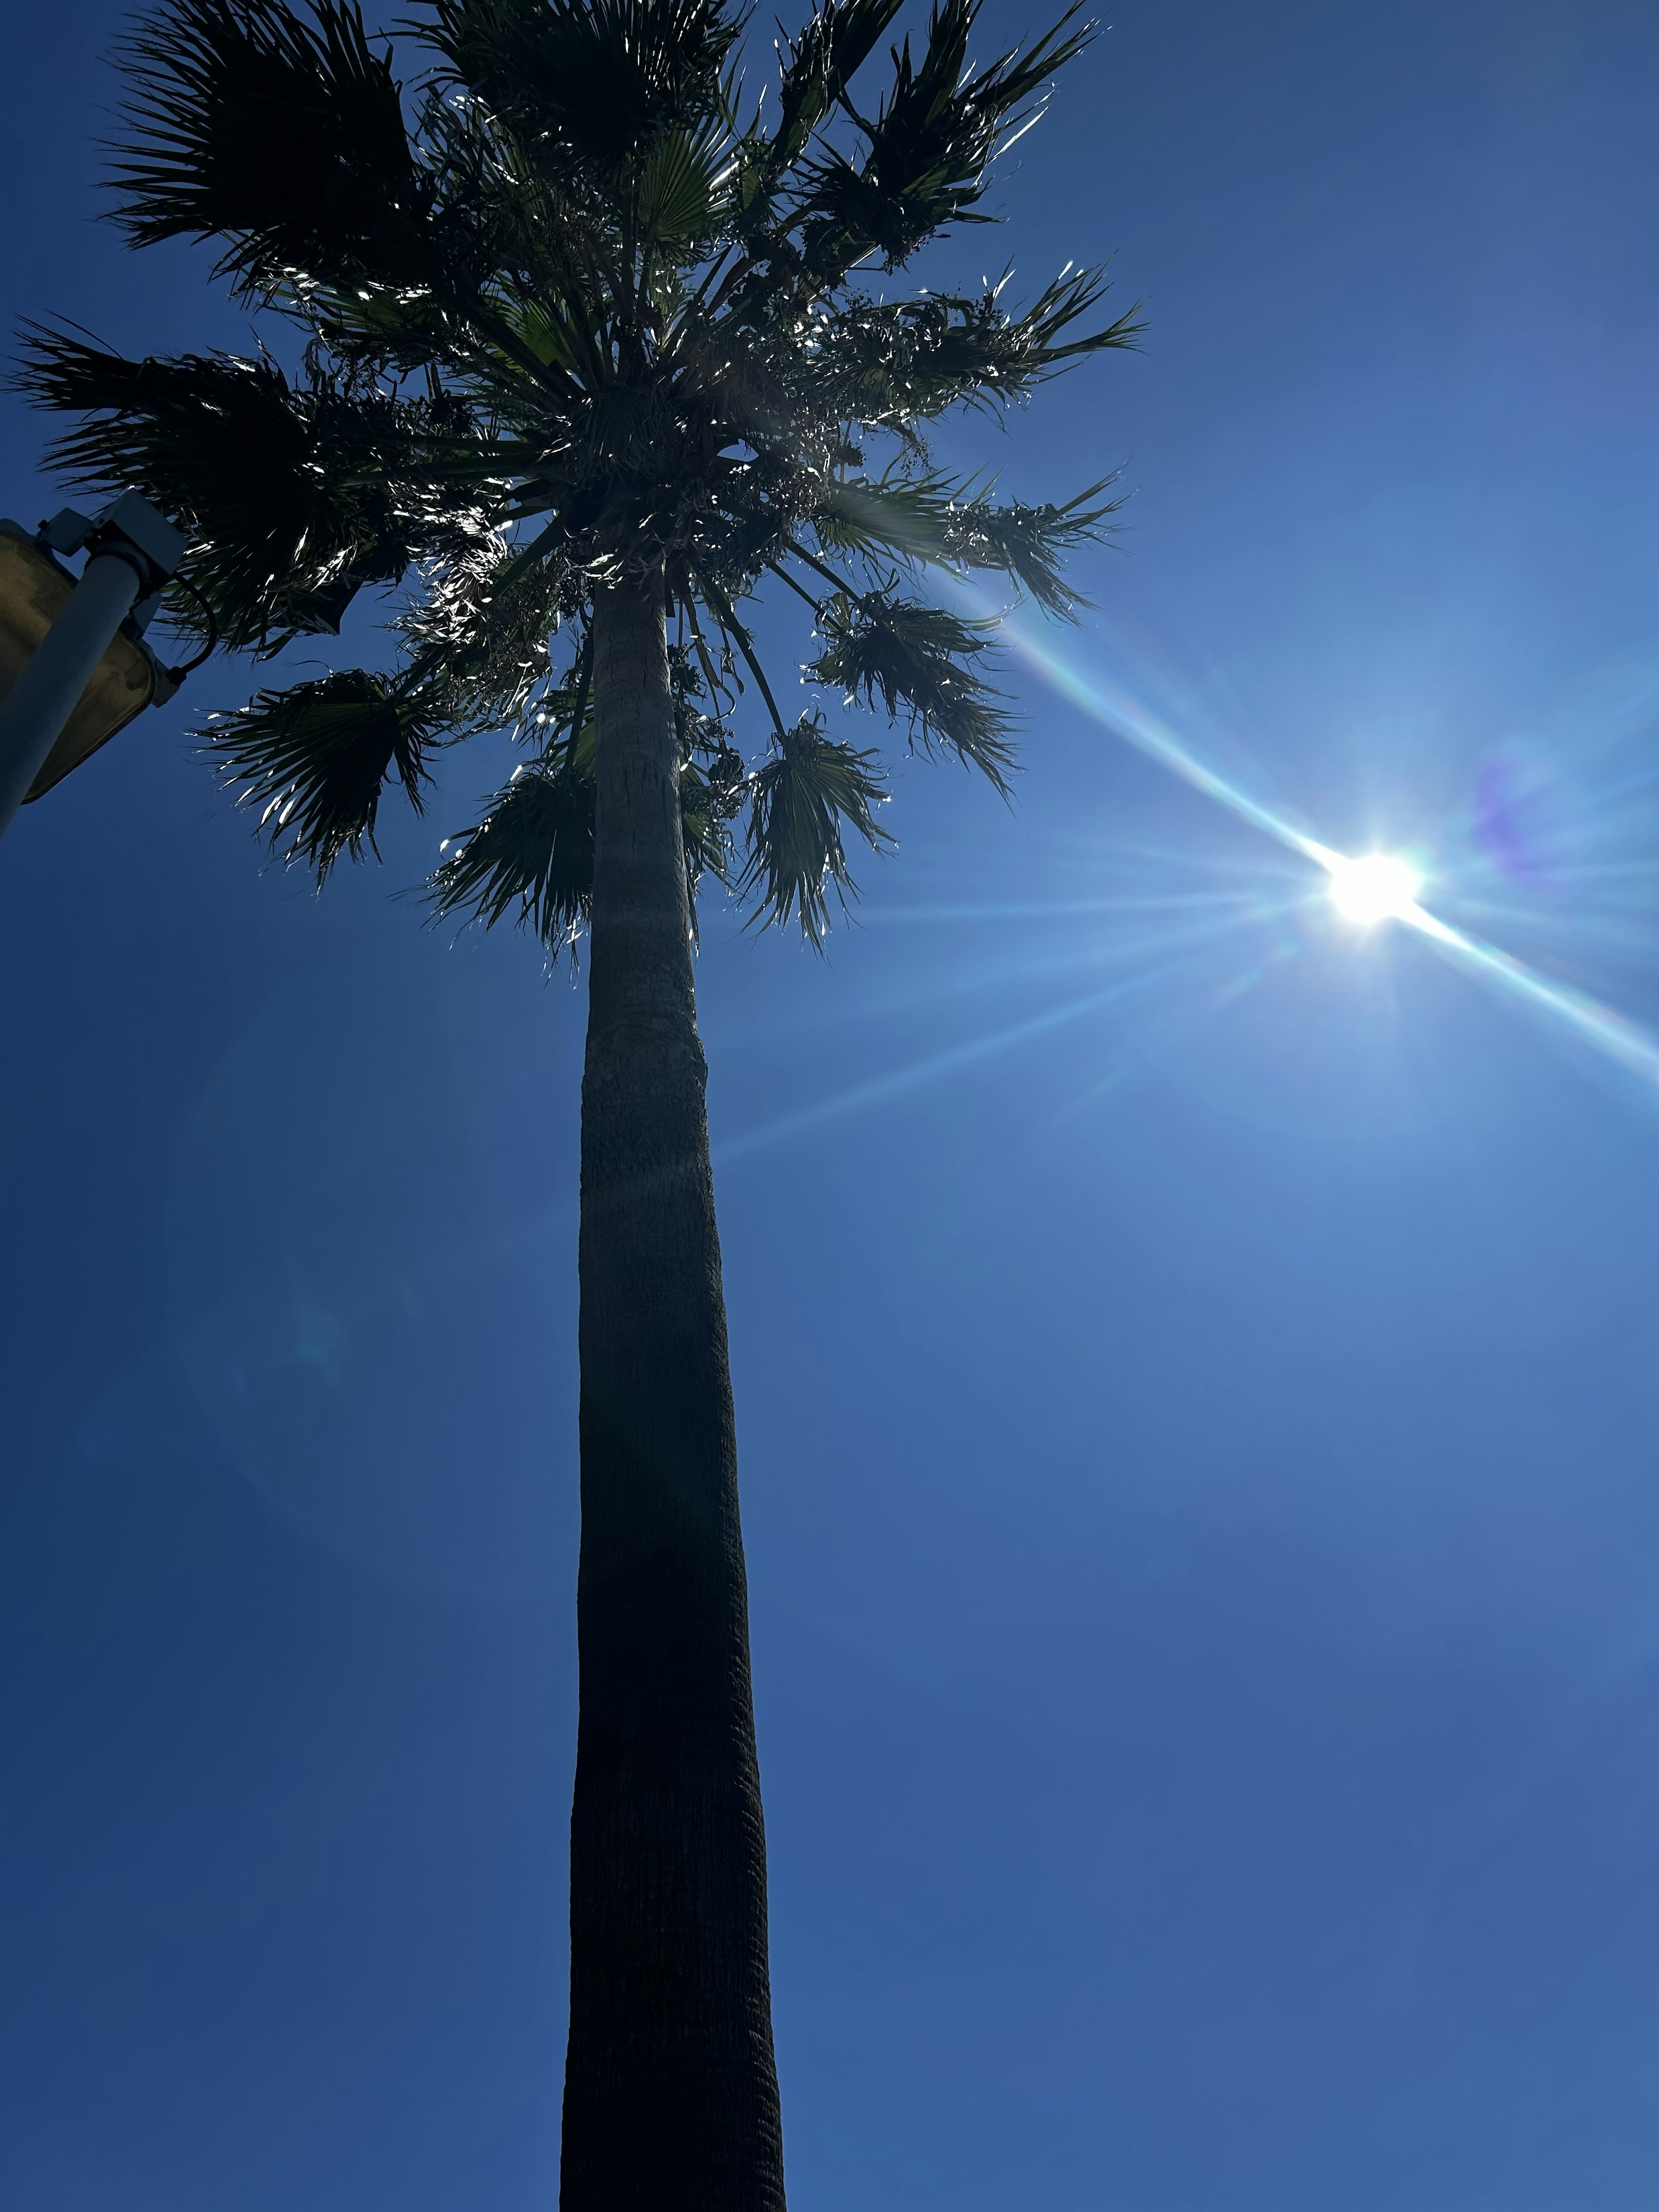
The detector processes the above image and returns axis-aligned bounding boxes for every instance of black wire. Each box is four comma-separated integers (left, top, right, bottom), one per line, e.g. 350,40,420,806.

164,570,219,681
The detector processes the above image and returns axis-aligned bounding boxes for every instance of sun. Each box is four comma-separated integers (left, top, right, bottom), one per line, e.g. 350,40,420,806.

1327,852,1423,925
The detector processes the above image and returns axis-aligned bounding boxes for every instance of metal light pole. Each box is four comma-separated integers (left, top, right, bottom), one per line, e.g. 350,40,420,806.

0,493,188,844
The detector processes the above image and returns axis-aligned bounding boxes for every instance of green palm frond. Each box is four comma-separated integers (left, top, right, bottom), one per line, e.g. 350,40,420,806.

741,714,893,940
996,264,1147,376
426,0,742,181
794,0,1093,275
498,294,589,375
811,470,1122,615
808,270,1142,427
399,536,586,728
635,118,732,251
939,480,1123,615
808,591,1015,789
109,0,438,296
810,469,962,559
207,667,437,877
13,323,492,648
770,0,905,170
426,718,742,953
427,752,596,950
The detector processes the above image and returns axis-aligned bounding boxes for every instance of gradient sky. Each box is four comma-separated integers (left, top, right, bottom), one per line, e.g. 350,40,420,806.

4,3,1659,2206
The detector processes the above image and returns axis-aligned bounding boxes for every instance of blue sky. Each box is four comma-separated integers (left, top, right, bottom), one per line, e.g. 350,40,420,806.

4,1,1659,2206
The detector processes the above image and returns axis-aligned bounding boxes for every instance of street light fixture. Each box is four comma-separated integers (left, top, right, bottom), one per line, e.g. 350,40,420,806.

0,492,192,843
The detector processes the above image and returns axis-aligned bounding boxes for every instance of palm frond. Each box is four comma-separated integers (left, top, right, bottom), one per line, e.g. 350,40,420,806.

12,324,489,648
740,713,891,939
808,590,1015,788
794,0,1093,275
807,270,1141,426
810,469,961,560
207,667,437,878
399,534,585,728
939,479,1122,615
426,751,595,950
426,0,742,181
636,117,732,251
108,0,438,297
811,470,1121,615
770,0,904,168
996,264,1146,374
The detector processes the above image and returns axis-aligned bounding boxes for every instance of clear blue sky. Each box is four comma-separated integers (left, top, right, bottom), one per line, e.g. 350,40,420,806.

4,2,1659,2206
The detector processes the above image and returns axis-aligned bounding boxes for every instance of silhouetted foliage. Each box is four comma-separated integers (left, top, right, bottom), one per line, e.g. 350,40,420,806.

16,0,1137,941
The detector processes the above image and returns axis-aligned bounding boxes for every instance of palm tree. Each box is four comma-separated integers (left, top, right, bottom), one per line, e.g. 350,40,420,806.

17,0,1137,2200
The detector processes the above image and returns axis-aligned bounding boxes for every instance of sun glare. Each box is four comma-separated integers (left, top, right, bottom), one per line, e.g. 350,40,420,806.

1327,852,1422,926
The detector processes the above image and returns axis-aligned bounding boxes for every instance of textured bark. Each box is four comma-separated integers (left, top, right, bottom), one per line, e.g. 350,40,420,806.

560,567,786,2211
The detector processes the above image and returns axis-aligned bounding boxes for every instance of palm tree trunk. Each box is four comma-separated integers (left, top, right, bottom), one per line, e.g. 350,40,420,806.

560,563,787,2211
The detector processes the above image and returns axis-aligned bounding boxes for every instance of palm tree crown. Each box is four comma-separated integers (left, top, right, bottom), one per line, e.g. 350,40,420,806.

18,0,1137,941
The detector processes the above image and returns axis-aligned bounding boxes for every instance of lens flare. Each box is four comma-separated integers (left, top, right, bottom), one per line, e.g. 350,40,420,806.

934,575,1659,1101
1327,853,1423,925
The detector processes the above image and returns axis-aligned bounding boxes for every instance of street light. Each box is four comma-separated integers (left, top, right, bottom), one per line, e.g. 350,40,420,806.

0,492,191,843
